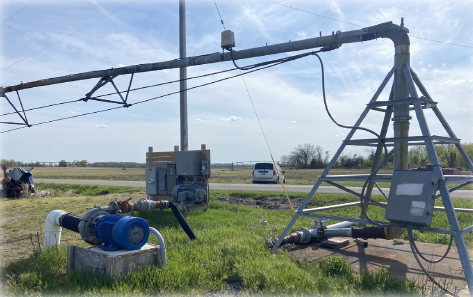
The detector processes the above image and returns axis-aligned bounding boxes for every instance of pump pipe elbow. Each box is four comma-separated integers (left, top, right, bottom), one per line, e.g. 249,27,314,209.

44,210,67,249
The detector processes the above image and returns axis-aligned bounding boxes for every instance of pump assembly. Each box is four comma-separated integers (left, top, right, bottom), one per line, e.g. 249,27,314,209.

44,198,197,268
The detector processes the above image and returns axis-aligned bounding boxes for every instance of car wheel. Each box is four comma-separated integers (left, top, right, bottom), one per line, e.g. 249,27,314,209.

283,179,286,184
275,178,279,184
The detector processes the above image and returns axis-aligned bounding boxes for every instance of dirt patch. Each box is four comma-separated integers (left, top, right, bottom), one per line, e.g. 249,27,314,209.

215,196,359,211
216,196,306,211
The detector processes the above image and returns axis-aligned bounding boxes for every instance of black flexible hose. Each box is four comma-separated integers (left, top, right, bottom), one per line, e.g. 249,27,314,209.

410,232,453,263
169,203,197,240
59,213,81,233
407,227,458,296
313,52,390,226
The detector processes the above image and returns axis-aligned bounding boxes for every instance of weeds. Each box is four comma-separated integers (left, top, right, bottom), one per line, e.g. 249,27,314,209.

1,196,419,296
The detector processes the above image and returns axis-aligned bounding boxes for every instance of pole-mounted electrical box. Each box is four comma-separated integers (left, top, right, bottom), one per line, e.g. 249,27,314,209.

385,170,438,226
145,145,211,212
221,30,235,49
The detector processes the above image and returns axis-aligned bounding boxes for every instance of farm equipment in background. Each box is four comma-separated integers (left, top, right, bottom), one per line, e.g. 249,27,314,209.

1,165,35,198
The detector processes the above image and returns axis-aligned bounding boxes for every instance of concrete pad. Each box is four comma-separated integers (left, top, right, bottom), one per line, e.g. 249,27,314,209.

288,238,472,295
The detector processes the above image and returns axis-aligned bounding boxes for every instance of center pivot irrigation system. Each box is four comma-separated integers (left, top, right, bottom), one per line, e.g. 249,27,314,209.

1,19,473,294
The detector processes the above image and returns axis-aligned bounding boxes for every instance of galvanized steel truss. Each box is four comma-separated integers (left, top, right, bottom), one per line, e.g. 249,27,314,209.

271,65,473,292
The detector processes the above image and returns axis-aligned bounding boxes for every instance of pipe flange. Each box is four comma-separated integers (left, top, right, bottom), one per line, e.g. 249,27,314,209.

78,207,111,245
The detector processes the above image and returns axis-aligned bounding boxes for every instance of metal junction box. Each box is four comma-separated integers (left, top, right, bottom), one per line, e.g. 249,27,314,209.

176,151,202,175
146,164,176,195
221,30,235,49
385,170,438,226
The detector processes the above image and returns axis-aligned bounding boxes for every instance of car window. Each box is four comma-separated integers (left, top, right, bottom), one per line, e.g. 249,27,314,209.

254,163,273,170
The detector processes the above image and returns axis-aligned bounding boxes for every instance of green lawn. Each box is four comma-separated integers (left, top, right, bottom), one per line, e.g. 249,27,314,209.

1,185,472,295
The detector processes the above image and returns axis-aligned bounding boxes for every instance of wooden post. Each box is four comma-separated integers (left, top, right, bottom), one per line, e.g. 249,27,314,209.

174,145,179,152
148,147,153,153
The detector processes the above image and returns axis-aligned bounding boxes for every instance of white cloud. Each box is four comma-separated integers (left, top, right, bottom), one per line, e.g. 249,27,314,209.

195,118,206,122
96,124,108,128
291,121,296,123
440,79,466,85
330,1,343,16
336,133,345,137
71,111,77,114
242,6,273,43
220,116,242,122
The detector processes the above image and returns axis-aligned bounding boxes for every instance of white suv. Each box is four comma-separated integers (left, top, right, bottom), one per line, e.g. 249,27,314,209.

252,163,285,184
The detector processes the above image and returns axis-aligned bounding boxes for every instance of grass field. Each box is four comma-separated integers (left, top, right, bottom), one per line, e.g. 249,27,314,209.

31,166,473,190
1,185,472,295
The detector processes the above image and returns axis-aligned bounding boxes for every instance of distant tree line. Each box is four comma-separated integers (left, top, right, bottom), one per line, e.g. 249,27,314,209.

279,143,473,170
2,143,472,170
407,143,473,169
0,159,146,168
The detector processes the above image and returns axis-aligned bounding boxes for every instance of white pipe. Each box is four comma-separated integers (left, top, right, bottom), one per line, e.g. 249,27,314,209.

327,221,356,229
43,210,67,249
149,227,166,268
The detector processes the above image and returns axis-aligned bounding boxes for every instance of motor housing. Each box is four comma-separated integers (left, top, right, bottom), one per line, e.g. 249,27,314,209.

94,214,149,251
172,184,206,206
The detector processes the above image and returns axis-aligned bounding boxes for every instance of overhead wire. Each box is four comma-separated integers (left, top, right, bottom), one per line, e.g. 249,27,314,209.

1,0,35,25
265,0,473,49
1,50,314,134
0,68,239,118
214,2,226,30
312,51,390,227
217,0,297,211
1,0,138,72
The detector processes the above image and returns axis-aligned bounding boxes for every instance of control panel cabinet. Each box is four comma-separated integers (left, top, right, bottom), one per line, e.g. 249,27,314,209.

146,163,177,195
385,170,438,226
176,151,202,175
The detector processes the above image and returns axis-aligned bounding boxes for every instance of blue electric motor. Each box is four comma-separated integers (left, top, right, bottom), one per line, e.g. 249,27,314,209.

94,214,150,251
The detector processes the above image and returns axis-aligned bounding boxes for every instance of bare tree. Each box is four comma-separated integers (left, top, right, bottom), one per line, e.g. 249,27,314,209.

291,143,317,168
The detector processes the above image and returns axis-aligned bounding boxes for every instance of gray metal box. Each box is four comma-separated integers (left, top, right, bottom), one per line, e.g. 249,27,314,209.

167,164,177,193
385,170,438,226
176,151,201,175
158,169,167,194
201,160,210,176
145,167,159,195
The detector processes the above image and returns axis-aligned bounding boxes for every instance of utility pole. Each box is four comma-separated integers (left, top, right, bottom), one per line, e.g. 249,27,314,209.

179,0,188,152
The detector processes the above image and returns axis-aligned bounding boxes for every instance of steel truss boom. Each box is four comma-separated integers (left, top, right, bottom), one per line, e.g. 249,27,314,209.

1,21,404,95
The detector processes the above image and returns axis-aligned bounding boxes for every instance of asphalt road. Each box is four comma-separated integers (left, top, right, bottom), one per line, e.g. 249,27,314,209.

35,179,473,200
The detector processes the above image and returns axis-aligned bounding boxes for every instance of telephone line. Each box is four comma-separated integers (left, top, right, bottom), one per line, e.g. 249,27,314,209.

266,0,473,49
1,50,313,133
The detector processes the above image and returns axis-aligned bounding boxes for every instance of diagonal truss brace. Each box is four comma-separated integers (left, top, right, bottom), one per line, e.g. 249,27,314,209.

1,92,31,126
81,74,133,107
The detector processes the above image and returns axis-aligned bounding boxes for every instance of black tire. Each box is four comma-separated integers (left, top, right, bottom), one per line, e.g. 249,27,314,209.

283,179,286,184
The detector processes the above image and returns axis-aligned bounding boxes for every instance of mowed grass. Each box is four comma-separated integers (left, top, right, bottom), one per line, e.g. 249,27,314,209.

1,185,472,295
0,187,426,296
32,166,473,190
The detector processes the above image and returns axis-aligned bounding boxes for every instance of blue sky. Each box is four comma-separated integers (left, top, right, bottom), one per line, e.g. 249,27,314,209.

1,0,472,164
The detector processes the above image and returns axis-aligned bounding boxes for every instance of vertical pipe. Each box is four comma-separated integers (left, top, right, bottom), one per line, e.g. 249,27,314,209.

392,26,410,170
179,0,188,151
